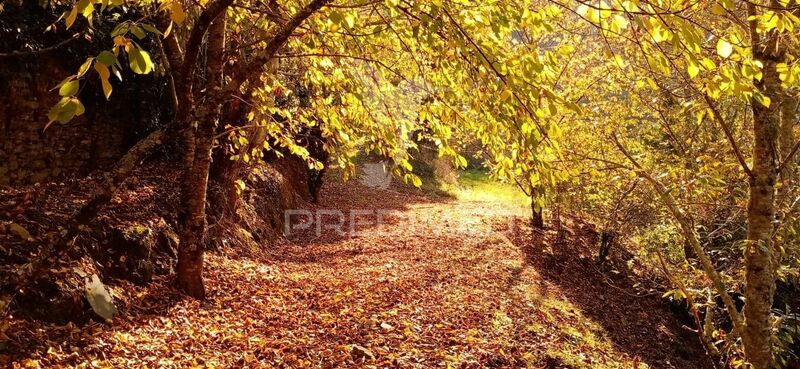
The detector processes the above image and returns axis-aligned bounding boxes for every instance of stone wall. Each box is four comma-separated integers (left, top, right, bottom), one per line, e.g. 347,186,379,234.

0,3,168,185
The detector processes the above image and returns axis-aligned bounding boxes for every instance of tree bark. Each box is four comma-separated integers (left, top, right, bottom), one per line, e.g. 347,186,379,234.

777,88,798,216
742,3,782,366
531,200,544,229
176,14,227,299
779,90,797,186
208,60,275,223
176,108,218,299
175,0,331,298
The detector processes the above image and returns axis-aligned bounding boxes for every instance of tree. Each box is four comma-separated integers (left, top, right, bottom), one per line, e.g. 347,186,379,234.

34,0,576,299
556,0,800,365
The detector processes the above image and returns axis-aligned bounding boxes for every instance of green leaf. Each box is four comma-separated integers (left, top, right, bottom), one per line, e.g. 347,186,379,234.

47,97,85,126
128,47,153,74
140,23,163,36
111,22,130,37
97,51,117,66
754,92,771,108
130,25,146,39
59,80,79,97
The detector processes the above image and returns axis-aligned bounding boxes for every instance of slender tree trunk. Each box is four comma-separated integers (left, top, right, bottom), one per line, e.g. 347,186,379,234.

742,4,782,365
779,91,797,186
531,200,544,229
176,15,226,299
208,59,276,223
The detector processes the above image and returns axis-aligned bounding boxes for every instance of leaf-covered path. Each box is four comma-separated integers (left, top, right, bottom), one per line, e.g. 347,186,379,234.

7,181,710,368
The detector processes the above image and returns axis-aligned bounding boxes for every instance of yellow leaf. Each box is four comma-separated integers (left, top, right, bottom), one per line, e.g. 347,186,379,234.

716,38,733,58
500,89,512,101
77,58,93,77
169,2,187,24
66,6,78,29
94,63,113,99
687,61,699,78
164,21,174,38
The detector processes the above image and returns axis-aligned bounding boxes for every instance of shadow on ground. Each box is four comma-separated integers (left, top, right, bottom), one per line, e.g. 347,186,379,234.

508,215,714,369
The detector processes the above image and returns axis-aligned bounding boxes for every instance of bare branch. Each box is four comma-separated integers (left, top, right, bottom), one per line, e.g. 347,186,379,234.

703,94,754,178
612,132,745,334
0,33,81,58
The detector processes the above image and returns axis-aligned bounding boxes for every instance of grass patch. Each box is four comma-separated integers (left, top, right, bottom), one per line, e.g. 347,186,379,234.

444,169,529,206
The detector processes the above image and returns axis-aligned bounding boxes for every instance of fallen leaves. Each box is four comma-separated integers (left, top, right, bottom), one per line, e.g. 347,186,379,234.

3,181,709,368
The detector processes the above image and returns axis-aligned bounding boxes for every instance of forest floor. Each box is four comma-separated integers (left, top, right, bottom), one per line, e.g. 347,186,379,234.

4,174,712,369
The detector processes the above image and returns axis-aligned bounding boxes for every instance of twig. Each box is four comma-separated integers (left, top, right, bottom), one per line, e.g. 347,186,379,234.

0,33,81,58
611,131,745,335
702,94,754,178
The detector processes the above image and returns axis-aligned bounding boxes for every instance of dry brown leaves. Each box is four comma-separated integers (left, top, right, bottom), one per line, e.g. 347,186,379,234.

3,180,710,369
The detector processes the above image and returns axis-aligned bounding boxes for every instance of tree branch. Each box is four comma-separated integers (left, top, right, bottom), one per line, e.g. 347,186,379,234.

217,0,332,104
0,33,81,58
778,138,800,175
703,94,754,178
179,0,235,90
611,132,745,335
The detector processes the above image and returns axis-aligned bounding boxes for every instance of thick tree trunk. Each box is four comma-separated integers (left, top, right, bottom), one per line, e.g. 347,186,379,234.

743,86,779,369
175,0,330,297
176,108,218,299
777,89,798,218
742,5,781,366
779,91,797,186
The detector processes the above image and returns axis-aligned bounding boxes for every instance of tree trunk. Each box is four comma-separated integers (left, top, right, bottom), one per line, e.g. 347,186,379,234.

176,15,226,299
779,90,797,187
598,230,615,262
208,59,275,223
743,80,778,369
176,108,219,299
742,5,781,365
777,89,798,219
175,0,330,297
531,200,544,229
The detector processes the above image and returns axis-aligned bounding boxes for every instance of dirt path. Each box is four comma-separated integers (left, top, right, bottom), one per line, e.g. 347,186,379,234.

5,181,710,368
